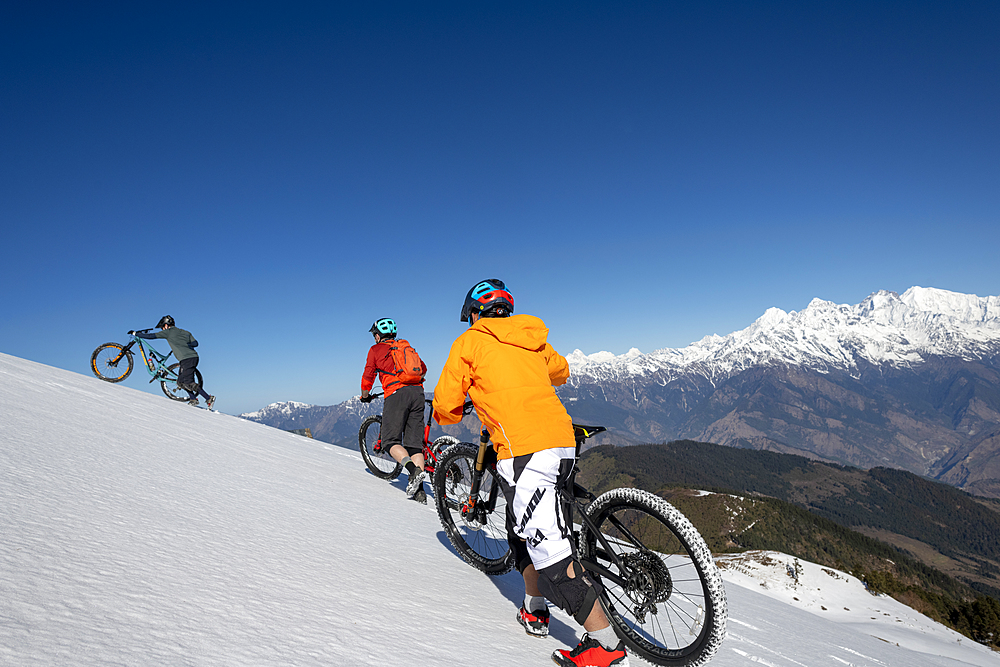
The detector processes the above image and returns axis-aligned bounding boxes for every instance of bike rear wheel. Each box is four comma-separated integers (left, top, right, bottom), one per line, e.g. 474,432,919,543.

433,443,514,575
579,488,727,667
359,416,402,480
429,435,458,461
91,343,134,382
161,363,204,402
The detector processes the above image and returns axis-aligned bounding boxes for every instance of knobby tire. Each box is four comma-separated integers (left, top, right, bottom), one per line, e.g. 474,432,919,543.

91,343,134,382
358,416,402,480
579,488,727,667
433,443,514,575
161,363,204,402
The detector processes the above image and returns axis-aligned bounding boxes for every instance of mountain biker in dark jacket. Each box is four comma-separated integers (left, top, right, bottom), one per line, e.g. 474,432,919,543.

360,317,429,503
130,315,215,409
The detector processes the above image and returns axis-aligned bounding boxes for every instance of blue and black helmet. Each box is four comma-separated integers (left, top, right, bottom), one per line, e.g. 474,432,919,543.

369,317,397,337
461,279,514,323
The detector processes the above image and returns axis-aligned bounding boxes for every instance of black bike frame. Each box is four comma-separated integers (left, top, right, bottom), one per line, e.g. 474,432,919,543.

466,426,637,590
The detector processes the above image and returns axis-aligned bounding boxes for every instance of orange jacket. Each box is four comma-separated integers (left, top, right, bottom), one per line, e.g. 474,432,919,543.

432,314,575,460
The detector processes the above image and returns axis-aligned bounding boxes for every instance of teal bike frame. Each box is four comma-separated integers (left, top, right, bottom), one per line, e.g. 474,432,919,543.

90,330,203,401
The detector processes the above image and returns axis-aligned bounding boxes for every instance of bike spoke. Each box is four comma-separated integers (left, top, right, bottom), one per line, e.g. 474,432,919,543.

434,444,512,574
586,497,722,659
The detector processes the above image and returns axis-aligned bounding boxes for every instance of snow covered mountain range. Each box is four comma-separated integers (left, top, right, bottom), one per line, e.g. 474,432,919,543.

559,287,1000,496
565,287,1000,383
1,352,994,667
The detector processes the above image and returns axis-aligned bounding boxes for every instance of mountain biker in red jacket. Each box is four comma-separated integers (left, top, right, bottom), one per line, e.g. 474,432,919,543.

433,280,629,667
360,318,429,503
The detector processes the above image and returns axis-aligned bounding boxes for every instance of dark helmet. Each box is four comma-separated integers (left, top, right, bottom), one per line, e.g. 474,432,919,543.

157,315,175,329
369,317,397,337
461,279,514,323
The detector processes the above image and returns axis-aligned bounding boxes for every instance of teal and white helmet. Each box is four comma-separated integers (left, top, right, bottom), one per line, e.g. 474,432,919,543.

369,318,397,337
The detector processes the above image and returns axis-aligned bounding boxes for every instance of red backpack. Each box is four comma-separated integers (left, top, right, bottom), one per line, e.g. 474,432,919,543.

385,339,425,386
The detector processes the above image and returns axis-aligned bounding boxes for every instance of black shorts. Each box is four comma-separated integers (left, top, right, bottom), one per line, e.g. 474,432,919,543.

381,384,425,452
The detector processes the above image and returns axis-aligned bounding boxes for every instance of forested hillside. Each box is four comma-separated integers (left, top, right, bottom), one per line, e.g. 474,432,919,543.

578,441,1000,647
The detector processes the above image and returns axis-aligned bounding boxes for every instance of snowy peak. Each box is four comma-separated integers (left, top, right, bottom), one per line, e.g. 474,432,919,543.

239,400,314,421
568,287,1000,382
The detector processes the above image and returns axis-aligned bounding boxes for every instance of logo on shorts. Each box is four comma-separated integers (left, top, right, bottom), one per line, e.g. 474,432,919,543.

527,529,546,547
517,487,546,534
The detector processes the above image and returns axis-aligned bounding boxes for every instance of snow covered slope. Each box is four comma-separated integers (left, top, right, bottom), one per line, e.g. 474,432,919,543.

1,352,995,666
567,287,1000,382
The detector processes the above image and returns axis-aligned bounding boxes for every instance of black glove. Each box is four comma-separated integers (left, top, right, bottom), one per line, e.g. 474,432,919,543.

127,330,136,335
359,394,372,404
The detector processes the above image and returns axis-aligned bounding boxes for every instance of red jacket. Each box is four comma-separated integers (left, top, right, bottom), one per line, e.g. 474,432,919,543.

361,340,427,398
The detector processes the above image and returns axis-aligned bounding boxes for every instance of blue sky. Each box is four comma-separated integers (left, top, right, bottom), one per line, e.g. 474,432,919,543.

2,1,997,415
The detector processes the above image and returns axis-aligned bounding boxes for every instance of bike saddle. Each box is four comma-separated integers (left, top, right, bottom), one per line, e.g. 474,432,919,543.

572,424,607,441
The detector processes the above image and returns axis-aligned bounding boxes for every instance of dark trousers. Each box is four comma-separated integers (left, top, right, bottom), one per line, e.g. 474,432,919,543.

381,384,425,454
178,357,209,400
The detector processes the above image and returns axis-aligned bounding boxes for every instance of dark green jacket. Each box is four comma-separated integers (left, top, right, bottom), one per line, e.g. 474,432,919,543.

149,327,199,361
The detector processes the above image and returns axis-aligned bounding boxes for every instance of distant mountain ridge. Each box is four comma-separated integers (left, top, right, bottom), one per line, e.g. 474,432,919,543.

240,395,486,446
560,287,1000,496
566,287,1000,380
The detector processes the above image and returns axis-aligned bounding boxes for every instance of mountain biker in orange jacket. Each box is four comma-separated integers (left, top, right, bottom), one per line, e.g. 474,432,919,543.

433,280,629,667
360,318,430,503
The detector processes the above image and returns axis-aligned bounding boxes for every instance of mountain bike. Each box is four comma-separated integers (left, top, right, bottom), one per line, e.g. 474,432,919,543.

433,425,728,667
90,330,203,402
357,395,474,480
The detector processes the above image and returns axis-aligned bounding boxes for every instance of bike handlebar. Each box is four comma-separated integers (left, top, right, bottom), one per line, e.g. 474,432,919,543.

423,398,476,416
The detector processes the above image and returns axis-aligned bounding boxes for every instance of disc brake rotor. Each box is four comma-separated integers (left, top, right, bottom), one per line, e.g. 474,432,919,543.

457,494,486,531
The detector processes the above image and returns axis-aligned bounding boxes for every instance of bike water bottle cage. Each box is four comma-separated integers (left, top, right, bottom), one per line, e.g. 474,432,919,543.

370,318,397,337
157,315,175,329
461,279,514,322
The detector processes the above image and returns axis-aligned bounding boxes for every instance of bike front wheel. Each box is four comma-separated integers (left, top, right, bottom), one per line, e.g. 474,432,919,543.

161,363,204,402
359,416,402,480
579,488,727,667
91,343,134,382
433,443,514,575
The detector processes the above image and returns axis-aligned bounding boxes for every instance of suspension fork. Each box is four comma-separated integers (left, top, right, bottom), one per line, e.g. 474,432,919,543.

463,429,496,517
111,339,136,364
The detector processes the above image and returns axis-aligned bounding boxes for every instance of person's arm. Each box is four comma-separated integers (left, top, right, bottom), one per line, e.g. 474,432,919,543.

433,338,471,425
129,330,157,340
543,343,570,387
360,346,379,399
